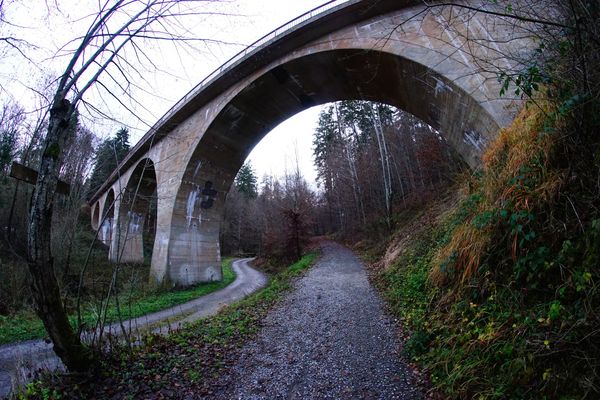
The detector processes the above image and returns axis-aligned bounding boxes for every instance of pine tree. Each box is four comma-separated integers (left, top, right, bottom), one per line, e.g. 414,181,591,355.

0,103,25,176
0,129,17,176
87,127,130,196
234,162,258,199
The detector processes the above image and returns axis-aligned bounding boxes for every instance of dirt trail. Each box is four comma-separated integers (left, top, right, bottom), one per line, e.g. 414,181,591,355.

0,259,267,398
213,241,421,399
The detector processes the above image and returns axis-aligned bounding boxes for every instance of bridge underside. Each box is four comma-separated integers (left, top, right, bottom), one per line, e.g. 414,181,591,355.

90,1,531,286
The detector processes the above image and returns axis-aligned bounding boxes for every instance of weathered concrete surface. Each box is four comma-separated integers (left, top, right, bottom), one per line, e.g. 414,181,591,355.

0,259,267,398
90,0,536,286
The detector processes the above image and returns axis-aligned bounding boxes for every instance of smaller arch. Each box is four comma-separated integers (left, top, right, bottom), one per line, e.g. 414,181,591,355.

125,158,158,206
114,158,158,264
91,202,100,230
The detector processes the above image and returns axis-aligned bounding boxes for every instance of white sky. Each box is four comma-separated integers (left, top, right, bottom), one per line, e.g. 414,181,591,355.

0,0,331,185
246,106,321,185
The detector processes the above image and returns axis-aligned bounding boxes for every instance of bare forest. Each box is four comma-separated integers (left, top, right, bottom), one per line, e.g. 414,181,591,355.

221,101,461,266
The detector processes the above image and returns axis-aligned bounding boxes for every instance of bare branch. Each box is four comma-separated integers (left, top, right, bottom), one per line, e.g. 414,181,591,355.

422,1,572,29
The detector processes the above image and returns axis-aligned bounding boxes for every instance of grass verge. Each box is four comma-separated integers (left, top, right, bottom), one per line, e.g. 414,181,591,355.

0,258,236,345
20,252,317,399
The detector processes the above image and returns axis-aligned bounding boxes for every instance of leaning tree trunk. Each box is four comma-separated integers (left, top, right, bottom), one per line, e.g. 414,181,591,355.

27,96,93,372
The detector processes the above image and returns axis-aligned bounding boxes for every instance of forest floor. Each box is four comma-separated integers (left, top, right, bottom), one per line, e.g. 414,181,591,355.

1,259,267,398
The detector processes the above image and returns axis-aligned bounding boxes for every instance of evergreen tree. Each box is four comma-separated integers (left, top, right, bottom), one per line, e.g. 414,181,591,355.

0,103,25,176
113,126,130,154
87,127,130,196
234,162,258,199
312,105,340,185
0,128,17,176
338,100,394,144
311,100,455,234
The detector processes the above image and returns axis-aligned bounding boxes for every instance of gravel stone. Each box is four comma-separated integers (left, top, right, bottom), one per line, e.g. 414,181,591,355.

213,241,422,400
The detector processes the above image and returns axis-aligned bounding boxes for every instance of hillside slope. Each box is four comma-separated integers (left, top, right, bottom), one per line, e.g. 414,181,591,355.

367,100,599,398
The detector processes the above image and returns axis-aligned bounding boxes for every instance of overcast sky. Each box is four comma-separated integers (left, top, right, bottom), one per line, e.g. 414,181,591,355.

0,0,334,185
232,2,326,185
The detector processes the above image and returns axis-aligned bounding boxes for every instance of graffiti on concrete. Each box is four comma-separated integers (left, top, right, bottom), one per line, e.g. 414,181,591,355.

100,218,113,245
186,180,218,228
186,185,200,227
433,76,453,97
127,211,144,235
463,130,486,152
200,181,217,209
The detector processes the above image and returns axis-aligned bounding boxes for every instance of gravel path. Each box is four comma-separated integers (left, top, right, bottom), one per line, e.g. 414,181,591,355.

213,241,421,400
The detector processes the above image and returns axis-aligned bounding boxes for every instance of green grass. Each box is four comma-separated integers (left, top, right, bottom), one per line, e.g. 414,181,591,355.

174,252,318,345
0,258,236,345
21,252,319,399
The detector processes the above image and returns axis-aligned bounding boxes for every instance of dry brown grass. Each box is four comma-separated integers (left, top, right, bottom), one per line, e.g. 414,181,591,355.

431,101,565,285
430,222,492,285
376,189,460,273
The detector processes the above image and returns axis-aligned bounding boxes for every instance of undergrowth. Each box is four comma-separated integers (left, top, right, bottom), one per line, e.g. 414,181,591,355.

0,259,236,345
375,98,600,399
18,252,317,399
373,2,600,395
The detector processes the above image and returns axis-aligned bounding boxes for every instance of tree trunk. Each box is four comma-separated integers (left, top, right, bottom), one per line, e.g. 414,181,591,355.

27,97,93,372
369,105,393,228
6,181,20,242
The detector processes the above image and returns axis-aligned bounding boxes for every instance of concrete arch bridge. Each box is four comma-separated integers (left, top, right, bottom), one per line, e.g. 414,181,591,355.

89,0,536,286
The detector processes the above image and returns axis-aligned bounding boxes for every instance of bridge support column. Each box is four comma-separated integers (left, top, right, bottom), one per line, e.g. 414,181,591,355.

167,182,223,285
163,161,232,286
108,193,146,264
147,183,177,284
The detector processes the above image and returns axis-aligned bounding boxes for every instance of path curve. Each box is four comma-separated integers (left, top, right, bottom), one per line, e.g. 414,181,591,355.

212,242,421,399
0,258,267,398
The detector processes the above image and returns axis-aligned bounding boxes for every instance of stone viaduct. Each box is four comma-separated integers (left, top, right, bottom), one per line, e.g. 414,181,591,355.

89,0,534,286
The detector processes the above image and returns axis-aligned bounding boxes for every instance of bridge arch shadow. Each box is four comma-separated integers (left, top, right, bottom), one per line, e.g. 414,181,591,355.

91,202,100,231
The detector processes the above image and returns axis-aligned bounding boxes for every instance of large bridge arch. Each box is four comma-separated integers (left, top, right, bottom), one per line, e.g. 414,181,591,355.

165,47,500,285
90,0,537,285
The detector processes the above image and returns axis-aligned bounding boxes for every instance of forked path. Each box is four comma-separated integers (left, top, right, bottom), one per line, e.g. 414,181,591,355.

214,241,421,399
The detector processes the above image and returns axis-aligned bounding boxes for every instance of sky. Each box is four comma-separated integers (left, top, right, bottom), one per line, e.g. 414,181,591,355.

0,0,335,185
220,2,335,185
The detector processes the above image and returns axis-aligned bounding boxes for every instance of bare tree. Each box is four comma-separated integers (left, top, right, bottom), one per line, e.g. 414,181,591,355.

313,100,461,237
9,0,229,372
